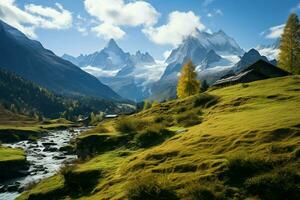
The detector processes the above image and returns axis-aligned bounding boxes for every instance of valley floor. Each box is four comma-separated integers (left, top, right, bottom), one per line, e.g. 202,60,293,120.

0,108,75,143
18,76,300,200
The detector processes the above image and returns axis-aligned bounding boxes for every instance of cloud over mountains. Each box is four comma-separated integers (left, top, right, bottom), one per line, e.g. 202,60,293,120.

0,0,72,38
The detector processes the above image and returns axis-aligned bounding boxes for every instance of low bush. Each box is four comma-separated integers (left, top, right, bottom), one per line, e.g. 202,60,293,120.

176,110,202,127
221,155,272,185
245,168,300,200
134,124,173,147
176,107,187,114
115,118,149,134
193,94,217,108
125,173,179,200
183,184,218,200
61,166,101,196
153,115,174,126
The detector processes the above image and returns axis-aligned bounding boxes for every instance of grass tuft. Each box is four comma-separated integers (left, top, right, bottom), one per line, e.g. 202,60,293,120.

125,173,179,200
134,124,173,148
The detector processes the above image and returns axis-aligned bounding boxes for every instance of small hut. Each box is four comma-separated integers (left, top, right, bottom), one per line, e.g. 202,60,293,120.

212,59,288,87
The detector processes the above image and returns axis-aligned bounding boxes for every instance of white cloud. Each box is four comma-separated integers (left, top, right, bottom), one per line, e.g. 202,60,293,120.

207,8,223,17
0,0,72,38
24,3,72,29
143,11,206,46
91,23,125,39
257,47,280,60
291,2,300,12
75,14,94,36
263,24,285,39
82,66,119,77
84,0,160,39
207,13,213,17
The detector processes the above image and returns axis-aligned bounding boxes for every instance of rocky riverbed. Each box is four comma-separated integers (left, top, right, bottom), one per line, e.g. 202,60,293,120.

0,127,89,200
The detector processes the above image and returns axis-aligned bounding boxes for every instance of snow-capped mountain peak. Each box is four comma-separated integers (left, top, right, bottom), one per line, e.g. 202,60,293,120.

131,51,156,66
194,29,244,55
165,36,207,65
104,39,122,52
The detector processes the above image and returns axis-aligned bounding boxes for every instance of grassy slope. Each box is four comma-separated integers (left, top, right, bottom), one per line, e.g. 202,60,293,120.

18,76,300,199
0,107,75,145
0,146,25,162
0,106,74,133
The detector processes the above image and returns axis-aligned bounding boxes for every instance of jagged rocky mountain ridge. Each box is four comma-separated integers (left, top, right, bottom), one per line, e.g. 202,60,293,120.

150,30,279,101
63,39,163,101
62,28,279,102
62,39,156,71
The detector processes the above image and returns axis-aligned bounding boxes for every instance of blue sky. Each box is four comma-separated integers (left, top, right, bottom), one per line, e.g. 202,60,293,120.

0,0,299,60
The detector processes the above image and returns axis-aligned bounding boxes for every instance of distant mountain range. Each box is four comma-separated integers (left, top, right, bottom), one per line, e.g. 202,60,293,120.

0,20,120,100
150,30,246,100
62,39,156,71
149,30,281,101
62,39,162,101
62,28,279,102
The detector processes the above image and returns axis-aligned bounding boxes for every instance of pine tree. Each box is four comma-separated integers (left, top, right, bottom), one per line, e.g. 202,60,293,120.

278,13,300,74
177,60,200,99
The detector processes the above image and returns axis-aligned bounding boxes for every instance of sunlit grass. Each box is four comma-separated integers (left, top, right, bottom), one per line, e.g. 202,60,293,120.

18,76,300,200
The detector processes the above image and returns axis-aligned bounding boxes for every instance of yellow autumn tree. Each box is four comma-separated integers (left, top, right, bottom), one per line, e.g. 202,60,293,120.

278,13,300,74
177,60,200,99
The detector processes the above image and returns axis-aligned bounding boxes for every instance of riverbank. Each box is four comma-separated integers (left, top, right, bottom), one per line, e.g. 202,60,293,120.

0,147,28,181
0,118,77,143
0,127,89,200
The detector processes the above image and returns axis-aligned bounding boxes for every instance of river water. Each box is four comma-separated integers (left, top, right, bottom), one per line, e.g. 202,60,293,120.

0,127,89,200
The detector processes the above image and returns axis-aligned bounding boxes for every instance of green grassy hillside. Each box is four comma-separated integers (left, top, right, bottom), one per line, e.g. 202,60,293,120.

0,146,28,180
18,76,300,200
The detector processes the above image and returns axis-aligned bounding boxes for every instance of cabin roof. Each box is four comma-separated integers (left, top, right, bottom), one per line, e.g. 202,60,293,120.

212,59,288,87
214,69,253,85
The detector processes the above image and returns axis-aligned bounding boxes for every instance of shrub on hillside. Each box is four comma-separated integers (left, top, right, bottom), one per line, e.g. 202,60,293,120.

176,110,202,127
115,118,149,134
125,173,179,200
94,124,109,133
221,155,272,185
61,165,101,196
183,184,218,200
193,94,218,108
134,124,173,147
153,115,174,126
245,168,300,200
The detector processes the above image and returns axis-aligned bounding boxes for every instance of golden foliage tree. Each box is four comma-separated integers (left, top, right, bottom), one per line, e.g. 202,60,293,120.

177,60,200,99
278,13,300,74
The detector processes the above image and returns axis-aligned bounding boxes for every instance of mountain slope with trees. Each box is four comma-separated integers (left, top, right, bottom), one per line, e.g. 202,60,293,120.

0,68,130,119
0,20,120,100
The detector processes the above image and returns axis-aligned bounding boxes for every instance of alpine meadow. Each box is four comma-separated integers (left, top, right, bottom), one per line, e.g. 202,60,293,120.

0,1,300,200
